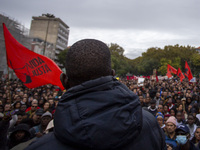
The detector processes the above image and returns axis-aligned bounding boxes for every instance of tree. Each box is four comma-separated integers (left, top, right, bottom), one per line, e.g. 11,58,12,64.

191,53,200,76
108,43,124,56
158,58,171,75
108,43,129,76
57,47,69,68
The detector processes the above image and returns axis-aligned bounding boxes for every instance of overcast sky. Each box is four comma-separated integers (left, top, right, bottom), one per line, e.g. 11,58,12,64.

1,0,200,59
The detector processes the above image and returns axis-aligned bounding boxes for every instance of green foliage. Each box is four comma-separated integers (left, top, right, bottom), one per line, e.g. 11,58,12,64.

132,45,197,76
158,58,171,75
57,47,69,68
57,43,199,77
108,43,130,76
108,43,124,56
191,53,200,76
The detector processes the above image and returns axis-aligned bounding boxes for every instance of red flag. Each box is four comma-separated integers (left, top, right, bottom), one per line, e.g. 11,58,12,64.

167,64,177,74
126,76,130,80
156,71,158,82
177,68,185,82
3,23,64,90
166,71,172,78
185,61,193,81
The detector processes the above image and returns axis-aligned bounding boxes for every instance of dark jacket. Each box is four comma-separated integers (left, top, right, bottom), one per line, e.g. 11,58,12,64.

8,123,31,149
176,141,199,150
0,120,10,150
25,76,166,150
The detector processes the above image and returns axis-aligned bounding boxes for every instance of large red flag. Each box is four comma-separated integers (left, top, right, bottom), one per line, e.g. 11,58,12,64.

185,61,193,81
177,68,185,82
167,64,177,74
3,23,64,90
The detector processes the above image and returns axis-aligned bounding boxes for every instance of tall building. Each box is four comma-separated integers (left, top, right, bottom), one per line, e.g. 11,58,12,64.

29,14,70,65
0,13,30,78
30,37,54,59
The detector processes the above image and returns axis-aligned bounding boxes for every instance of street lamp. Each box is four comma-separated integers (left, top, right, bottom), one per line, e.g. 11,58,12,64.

43,13,55,55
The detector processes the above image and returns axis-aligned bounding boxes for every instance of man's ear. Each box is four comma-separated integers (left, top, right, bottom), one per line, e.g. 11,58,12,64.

60,73,69,90
111,69,115,76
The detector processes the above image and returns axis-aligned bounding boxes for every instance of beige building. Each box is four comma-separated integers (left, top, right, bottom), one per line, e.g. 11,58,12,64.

29,14,70,64
30,38,54,59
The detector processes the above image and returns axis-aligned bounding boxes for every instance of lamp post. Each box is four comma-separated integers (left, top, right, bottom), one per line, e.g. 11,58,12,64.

43,13,55,55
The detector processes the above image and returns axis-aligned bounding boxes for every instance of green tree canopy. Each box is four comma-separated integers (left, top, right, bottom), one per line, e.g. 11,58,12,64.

57,47,69,68
57,43,199,77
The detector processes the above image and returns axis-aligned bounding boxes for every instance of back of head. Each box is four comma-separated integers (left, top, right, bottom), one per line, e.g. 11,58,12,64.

66,39,111,86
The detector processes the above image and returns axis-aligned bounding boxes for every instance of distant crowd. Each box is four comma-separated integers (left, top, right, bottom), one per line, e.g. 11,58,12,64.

0,77,200,149
120,77,200,149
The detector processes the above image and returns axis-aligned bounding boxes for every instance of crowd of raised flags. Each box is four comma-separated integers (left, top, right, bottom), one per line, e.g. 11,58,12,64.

167,62,193,82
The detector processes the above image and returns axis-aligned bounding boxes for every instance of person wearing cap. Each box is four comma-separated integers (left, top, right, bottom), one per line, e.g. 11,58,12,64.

176,124,198,150
165,116,178,149
29,111,52,139
156,112,165,129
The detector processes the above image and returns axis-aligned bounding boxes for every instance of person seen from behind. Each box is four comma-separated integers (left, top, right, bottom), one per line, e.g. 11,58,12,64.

25,39,166,150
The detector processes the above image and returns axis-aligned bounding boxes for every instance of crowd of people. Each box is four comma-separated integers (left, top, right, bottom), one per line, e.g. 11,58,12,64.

0,38,200,150
120,77,200,149
0,76,200,149
0,78,63,149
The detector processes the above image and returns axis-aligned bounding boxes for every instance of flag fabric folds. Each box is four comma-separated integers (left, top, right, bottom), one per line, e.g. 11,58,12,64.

185,61,193,81
3,23,64,90
166,71,172,78
167,64,177,74
166,64,177,78
177,68,185,82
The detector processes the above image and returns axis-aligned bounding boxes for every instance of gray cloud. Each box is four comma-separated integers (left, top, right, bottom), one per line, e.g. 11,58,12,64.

1,0,200,59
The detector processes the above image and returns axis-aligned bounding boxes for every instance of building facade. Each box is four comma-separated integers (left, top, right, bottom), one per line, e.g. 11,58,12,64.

30,38,54,60
29,14,70,64
0,13,30,78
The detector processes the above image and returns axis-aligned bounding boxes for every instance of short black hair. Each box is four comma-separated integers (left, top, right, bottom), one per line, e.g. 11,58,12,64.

66,39,111,85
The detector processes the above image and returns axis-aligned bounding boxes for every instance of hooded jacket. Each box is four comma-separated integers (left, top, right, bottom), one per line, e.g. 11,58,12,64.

9,123,31,149
25,76,166,150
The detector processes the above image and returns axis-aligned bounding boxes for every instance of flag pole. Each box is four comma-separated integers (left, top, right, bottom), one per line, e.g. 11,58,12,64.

7,65,12,105
3,23,12,105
